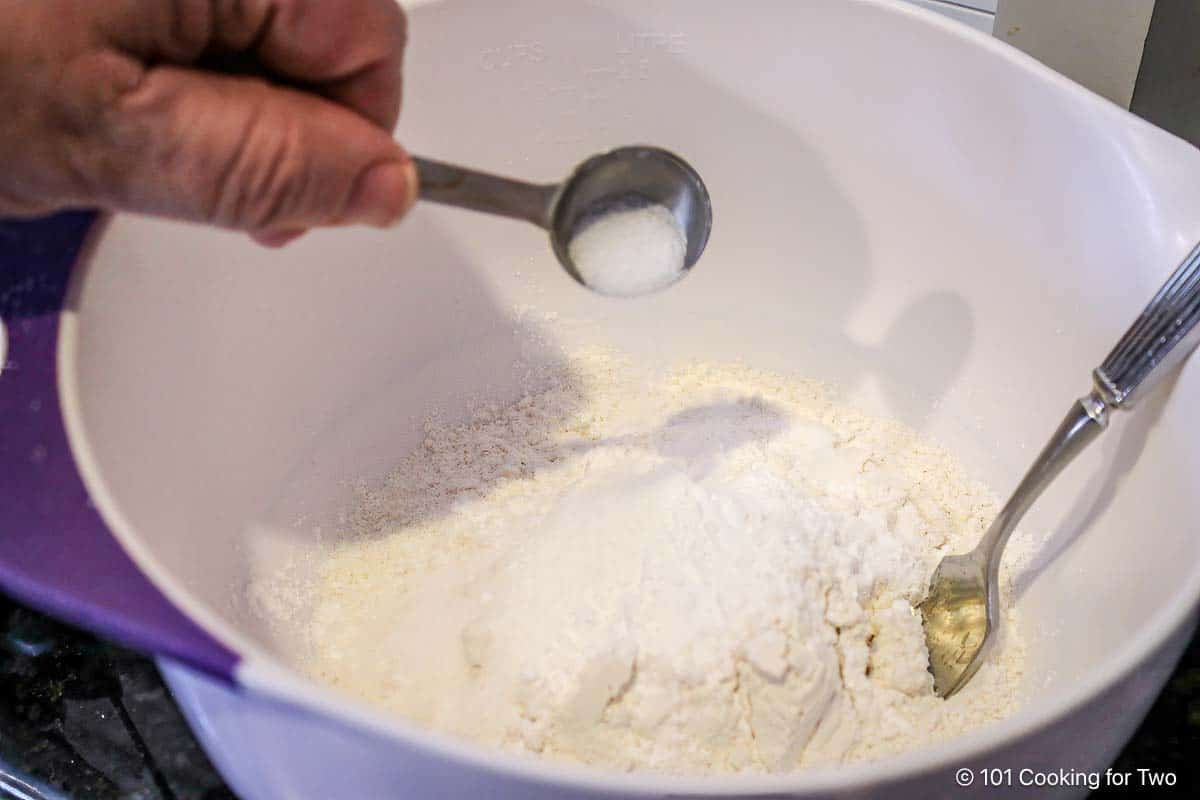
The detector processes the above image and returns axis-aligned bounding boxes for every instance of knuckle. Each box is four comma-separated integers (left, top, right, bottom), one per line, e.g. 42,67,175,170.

276,0,347,73
209,0,274,50
210,108,311,230
386,1,408,51
54,51,149,204
284,0,406,77
164,0,216,61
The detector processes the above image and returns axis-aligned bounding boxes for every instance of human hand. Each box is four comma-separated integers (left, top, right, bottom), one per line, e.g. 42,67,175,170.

0,0,415,246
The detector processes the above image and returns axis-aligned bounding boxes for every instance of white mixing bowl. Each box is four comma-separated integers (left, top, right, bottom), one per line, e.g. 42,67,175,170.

3,0,1199,797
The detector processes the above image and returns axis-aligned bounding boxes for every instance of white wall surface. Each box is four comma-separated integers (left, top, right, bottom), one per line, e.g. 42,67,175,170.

994,0,1156,107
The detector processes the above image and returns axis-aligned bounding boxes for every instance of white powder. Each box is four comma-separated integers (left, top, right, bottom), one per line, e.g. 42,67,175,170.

568,204,687,296
254,351,1025,774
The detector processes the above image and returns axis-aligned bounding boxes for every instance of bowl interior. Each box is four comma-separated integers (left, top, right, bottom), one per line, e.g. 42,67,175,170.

64,0,1200,780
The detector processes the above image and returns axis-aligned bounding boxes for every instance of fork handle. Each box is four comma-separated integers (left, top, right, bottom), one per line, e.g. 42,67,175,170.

978,392,1108,568
978,239,1200,566
1094,240,1200,408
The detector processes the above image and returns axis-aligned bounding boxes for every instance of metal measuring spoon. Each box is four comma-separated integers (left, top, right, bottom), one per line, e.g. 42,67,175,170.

921,241,1200,698
412,147,712,294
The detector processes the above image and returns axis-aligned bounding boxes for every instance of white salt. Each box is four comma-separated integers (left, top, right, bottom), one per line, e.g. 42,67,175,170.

568,203,687,296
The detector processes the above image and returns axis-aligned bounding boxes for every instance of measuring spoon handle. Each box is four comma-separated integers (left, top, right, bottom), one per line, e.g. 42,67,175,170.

412,156,557,229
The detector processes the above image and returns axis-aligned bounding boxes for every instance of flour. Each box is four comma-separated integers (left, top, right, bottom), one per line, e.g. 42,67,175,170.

568,204,686,296
254,350,1025,774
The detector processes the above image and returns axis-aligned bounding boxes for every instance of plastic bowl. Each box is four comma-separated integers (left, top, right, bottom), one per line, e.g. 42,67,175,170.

3,0,1200,797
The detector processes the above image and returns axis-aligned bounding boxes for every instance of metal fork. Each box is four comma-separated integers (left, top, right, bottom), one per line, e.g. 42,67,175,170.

920,240,1200,698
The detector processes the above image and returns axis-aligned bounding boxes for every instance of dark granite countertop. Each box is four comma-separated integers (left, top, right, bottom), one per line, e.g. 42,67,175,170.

1,589,1197,798
0,594,234,800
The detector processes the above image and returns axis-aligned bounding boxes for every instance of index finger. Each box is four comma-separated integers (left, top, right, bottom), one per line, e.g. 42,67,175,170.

104,0,407,129
244,0,407,129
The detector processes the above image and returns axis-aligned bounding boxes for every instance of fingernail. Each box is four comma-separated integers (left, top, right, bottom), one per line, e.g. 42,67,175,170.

346,159,418,227
253,229,307,248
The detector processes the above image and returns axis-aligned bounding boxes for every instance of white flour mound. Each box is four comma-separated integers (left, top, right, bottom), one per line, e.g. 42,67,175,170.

254,350,1025,774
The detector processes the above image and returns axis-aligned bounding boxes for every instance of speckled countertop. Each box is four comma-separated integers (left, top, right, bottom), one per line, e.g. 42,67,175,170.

0,595,233,800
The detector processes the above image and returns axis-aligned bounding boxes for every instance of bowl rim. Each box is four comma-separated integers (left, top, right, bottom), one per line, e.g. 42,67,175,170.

61,0,1200,793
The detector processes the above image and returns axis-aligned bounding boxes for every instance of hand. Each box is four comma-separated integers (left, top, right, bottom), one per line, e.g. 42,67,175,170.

0,0,416,246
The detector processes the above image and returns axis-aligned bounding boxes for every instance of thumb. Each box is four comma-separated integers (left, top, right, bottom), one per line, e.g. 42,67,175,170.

92,66,418,235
